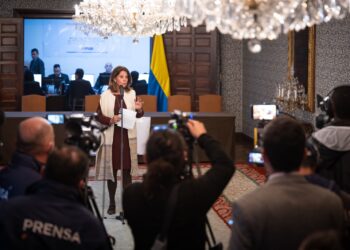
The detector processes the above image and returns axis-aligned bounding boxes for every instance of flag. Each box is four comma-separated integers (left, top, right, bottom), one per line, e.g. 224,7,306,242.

148,35,170,112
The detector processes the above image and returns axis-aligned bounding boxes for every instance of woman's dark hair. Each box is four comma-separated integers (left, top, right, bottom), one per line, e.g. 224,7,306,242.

108,66,131,92
144,129,187,198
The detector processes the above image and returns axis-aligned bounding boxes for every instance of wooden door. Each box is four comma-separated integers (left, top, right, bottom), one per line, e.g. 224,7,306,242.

0,18,23,111
163,25,218,111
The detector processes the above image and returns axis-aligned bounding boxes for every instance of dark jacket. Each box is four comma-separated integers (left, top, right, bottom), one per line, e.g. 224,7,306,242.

123,134,235,250
312,120,350,192
66,80,95,110
48,73,70,85
0,179,111,250
29,57,45,76
94,73,111,94
23,81,45,96
0,151,42,200
131,80,148,96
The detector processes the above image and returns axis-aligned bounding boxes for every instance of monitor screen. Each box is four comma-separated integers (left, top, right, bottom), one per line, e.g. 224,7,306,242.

24,19,151,84
33,74,42,87
139,73,149,83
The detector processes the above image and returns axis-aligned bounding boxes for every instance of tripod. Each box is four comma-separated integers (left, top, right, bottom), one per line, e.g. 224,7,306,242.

84,185,115,250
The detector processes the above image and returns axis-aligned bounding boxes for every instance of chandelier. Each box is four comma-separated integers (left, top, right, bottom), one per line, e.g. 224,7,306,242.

175,0,350,52
74,0,187,38
274,71,308,113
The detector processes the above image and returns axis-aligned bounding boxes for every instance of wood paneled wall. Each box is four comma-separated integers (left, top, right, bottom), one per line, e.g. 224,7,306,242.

0,18,23,111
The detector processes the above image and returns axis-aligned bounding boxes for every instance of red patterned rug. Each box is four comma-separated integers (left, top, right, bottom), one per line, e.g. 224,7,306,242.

211,163,266,227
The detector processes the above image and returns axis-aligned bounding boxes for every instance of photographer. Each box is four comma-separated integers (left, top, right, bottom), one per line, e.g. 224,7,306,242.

0,146,111,250
312,85,350,193
123,120,235,250
0,117,54,200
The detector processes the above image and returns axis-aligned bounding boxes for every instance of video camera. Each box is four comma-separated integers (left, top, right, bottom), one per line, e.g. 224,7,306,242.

152,110,194,179
47,113,105,157
251,104,278,121
153,110,194,146
315,94,332,129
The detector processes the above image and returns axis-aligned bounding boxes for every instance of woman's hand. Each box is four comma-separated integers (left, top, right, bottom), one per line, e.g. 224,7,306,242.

187,120,207,139
135,97,144,111
110,115,121,125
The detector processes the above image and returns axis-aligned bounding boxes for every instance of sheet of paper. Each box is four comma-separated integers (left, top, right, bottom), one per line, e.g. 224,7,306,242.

136,117,151,155
116,108,137,130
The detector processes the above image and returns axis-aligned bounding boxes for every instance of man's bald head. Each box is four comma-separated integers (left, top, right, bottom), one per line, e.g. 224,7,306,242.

17,117,55,157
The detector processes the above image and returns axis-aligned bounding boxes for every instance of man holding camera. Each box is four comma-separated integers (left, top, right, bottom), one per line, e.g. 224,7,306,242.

0,117,55,200
229,117,343,250
0,146,111,250
312,85,350,193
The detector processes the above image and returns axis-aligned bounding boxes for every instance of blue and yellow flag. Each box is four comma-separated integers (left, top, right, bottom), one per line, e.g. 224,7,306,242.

148,35,170,112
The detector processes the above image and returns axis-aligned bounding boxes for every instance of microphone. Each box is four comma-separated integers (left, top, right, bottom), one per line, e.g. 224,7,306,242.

119,85,124,97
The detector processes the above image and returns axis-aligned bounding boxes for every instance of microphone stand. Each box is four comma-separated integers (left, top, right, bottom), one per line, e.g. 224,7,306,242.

116,86,125,224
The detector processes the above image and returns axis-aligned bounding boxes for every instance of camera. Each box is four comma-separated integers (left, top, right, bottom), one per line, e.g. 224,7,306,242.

153,110,194,146
64,114,104,157
251,104,278,121
46,113,105,157
315,94,332,129
248,151,264,165
152,110,195,179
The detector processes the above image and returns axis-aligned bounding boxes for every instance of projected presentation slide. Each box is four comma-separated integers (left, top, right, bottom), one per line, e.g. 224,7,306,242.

24,19,150,84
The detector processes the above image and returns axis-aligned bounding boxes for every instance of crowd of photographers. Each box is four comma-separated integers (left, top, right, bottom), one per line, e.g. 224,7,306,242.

0,85,349,250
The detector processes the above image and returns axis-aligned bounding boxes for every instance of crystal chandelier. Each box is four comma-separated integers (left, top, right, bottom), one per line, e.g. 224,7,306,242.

74,0,187,38
175,0,350,52
274,71,308,113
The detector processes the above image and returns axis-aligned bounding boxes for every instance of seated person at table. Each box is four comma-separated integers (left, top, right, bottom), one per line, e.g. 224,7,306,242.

47,64,69,95
131,71,147,96
66,68,95,110
94,62,113,94
23,70,44,96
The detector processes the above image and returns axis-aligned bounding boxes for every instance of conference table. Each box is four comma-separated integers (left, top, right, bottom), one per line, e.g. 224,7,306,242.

0,112,235,164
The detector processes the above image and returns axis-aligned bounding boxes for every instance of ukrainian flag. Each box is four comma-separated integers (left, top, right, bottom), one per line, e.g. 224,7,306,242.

148,35,170,112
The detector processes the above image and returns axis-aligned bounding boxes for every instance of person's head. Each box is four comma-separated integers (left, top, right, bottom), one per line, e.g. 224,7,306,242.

109,66,131,92
104,63,113,73
31,48,39,60
144,129,187,197
330,85,350,120
75,68,84,80
16,117,55,165
130,71,139,83
299,230,343,250
24,70,34,82
263,116,305,173
45,146,89,188
53,64,61,77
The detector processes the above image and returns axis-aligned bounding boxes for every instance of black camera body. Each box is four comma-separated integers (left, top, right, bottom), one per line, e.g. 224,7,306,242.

47,113,103,157
168,110,194,145
315,94,332,129
64,114,102,157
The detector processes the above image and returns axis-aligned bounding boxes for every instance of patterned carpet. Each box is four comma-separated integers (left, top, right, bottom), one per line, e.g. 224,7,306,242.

88,163,266,249
212,163,266,227
89,162,267,227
